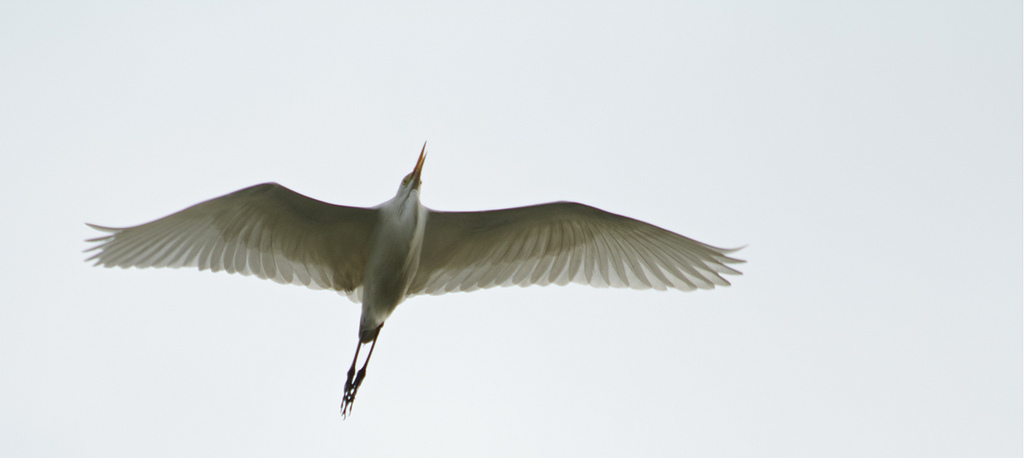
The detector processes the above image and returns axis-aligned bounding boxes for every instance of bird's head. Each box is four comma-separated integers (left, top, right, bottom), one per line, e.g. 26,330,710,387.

400,142,427,192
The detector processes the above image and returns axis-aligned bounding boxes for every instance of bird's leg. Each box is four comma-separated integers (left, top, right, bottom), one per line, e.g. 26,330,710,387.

340,324,383,418
341,343,362,416
353,330,380,390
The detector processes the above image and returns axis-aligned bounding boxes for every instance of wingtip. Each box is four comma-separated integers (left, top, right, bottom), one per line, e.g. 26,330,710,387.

83,223,116,262
718,244,747,264
85,223,121,242
85,223,118,232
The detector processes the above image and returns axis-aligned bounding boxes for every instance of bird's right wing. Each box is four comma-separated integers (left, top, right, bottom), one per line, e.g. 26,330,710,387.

85,183,378,295
408,202,743,296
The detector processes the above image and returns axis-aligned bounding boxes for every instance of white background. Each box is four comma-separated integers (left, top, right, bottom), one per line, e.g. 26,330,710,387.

2,1,1020,457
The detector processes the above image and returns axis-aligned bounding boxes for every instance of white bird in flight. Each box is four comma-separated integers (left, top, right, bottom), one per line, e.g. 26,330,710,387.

85,143,743,416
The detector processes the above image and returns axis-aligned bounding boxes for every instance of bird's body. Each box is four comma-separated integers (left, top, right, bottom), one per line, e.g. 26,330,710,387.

86,144,743,416
360,174,428,342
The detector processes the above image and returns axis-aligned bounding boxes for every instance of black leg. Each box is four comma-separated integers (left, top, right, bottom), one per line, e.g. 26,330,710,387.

340,324,383,418
340,342,363,416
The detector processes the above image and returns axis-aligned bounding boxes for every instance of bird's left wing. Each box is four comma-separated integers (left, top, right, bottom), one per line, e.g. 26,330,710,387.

408,202,743,296
85,183,378,295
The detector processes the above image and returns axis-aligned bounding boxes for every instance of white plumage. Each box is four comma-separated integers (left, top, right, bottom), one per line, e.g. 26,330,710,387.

85,144,743,416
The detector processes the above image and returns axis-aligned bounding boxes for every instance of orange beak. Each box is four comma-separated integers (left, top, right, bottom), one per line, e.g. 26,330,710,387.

410,142,427,186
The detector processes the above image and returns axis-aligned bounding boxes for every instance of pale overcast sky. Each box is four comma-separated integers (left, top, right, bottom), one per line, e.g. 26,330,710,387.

2,2,1020,457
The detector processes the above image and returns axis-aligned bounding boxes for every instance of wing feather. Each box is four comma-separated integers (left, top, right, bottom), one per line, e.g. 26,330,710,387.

409,202,743,296
85,183,377,296
547,221,571,286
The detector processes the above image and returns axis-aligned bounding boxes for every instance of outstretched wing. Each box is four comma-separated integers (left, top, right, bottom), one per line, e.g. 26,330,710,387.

409,202,743,296
86,183,378,295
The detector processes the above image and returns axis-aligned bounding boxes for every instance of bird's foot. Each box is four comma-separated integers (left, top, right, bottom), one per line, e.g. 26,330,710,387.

340,393,355,418
340,368,367,418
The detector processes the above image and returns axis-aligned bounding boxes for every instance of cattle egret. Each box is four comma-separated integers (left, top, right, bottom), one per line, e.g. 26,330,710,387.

85,143,744,416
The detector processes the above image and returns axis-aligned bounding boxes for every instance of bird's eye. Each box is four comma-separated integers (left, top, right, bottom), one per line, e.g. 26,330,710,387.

402,173,412,185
